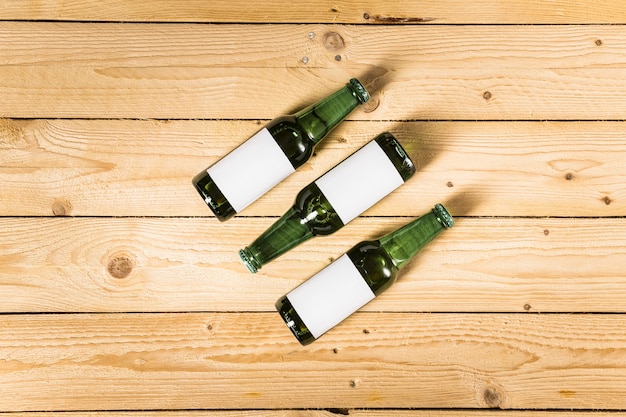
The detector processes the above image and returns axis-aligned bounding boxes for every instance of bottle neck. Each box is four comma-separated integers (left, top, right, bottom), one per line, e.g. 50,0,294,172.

378,204,454,270
239,207,313,273
294,78,369,145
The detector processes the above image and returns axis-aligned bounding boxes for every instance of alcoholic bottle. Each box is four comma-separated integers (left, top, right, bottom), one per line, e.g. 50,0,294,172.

192,78,370,221
276,203,454,345
239,132,415,273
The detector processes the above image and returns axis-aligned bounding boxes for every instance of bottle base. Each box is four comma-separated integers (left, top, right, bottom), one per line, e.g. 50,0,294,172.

275,295,315,346
192,170,237,222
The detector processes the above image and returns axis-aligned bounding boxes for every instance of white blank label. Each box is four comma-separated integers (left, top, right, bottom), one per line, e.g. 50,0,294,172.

287,254,375,339
315,140,404,224
208,128,295,213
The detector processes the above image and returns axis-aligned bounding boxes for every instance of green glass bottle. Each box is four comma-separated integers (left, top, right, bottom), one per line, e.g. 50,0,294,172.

239,132,415,273
276,203,454,345
192,78,370,221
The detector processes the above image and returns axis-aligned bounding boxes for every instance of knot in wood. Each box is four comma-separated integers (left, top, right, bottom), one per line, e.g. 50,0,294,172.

483,385,504,408
324,31,345,52
52,198,72,216
107,254,134,279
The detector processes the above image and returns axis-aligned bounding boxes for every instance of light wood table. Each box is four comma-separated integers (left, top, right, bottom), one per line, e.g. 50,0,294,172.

2,1,626,415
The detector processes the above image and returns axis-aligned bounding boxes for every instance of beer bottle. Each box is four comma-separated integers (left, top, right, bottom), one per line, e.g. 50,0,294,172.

192,78,370,221
239,132,415,273
276,203,454,345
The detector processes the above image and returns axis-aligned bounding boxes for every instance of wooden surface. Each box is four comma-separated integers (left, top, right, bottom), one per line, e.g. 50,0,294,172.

1,1,626,415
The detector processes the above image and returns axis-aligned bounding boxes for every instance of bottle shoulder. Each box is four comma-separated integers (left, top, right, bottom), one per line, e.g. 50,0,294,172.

346,240,398,295
293,183,344,236
266,116,314,169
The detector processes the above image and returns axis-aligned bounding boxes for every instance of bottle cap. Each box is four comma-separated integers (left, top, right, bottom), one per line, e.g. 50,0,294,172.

349,78,370,104
433,203,454,228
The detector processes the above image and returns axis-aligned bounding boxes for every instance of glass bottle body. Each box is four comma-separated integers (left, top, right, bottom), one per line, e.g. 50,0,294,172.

239,132,416,273
192,78,369,221
276,204,454,345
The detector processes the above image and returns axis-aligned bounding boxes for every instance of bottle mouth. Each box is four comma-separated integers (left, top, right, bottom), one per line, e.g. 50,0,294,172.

349,78,370,104
433,203,454,228
239,249,259,273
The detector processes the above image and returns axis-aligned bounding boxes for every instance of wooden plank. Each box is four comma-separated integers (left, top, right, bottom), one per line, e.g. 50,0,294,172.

7,66,626,120
1,217,625,313
1,0,625,24
351,413,621,417
2,312,626,410
1,412,623,417
2,23,626,119
1,119,624,217
5,23,625,69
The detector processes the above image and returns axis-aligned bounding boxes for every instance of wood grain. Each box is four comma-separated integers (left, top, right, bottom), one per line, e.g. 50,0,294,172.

1,119,624,217
5,23,624,69
2,413,624,417
1,216,624,313
1,0,625,23
2,23,626,119
2,2,626,415
2,312,626,411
